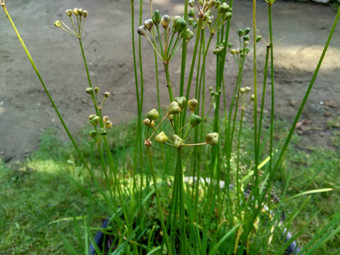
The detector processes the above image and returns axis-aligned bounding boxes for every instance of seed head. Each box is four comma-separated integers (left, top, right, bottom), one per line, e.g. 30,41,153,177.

155,131,168,143
206,132,219,145
161,15,171,29
54,20,62,28
168,101,181,115
147,108,160,121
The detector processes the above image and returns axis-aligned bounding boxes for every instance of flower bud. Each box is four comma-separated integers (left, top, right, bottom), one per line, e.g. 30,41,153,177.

174,96,187,108
186,29,194,40
65,9,72,17
83,10,88,18
78,8,83,16
100,128,107,136
218,3,229,14
152,9,161,24
90,116,100,126
168,101,181,114
161,15,171,29
190,114,202,127
188,8,195,18
54,20,62,28
86,87,93,94
144,19,154,31
88,114,96,120
240,87,250,94
206,132,219,145
173,135,184,148
73,8,79,16
104,92,110,98
256,35,261,42
105,120,112,128
251,94,255,101
89,130,97,138
189,0,195,7
188,98,198,112
228,42,233,48
103,116,109,123
155,131,168,143
137,25,147,36
243,35,250,41
94,87,100,93
244,27,250,35
172,16,181,27
175,18,186,32
147,108,160,121
143,118,155,128
238,29,244,37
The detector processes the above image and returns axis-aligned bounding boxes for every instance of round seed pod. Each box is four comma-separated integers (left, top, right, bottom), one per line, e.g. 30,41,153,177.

206,132,219,145
161,15,171,29
155,131,168,143
152,9,161,25
137,25,147,36
144,19,154,31
147,108,160,121
188,98,198,112
168,101,181,115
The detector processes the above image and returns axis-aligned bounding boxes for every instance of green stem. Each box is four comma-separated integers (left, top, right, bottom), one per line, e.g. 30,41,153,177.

164,62,174,102
1,4,90,172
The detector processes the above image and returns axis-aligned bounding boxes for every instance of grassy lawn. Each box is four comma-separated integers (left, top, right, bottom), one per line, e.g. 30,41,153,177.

0,122,339,254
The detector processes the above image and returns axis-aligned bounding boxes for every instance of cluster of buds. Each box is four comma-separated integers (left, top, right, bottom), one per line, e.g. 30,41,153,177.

143,97,219,149
54,8,88,38
189,1,232,34
239,87,254,110
88,114,112,139
86,86,111,110
137,10,194,63
230,27,261,60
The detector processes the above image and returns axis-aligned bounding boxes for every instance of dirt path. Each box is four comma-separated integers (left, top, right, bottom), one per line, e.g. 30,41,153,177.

0,0,339,162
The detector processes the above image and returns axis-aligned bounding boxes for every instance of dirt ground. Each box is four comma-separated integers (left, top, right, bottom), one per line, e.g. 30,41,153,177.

0,0,339,162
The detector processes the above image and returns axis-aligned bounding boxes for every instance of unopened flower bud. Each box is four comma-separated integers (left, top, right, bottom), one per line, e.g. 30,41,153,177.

155,131,168,143
251,94,255,100
83,10,88,18
173,135,184,148
161,15,171,29
147,108,160,120
189,0,195,7
103,116,109,123
54,20,62,28
243,35,250,41
143,118,155,128
256,35,261,42
244,27,250,35
90,116,100,126
172,16,181,27
152,9,161,24
137,25,147,36
188,98,198,112
228,42,233,48
88,114,96,120
238,29,244,37
188,8,195,18
144,19,154,31
105,120,112,128
78,8,83,16
65,9,72,17
94,87,100,93
186,29,194,40
190,114,202,127
89,130,97,138
206,132,219,145
100,128,107,136
174,96,187,108
86,87,93,94
168,101,181,114
73,8,79,16
104,92,110,98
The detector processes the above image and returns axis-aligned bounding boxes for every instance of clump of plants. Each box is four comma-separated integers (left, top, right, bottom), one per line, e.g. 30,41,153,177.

1,0,340,254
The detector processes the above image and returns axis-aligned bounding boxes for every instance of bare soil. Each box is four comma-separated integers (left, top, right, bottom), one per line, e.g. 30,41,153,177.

0,0,339,162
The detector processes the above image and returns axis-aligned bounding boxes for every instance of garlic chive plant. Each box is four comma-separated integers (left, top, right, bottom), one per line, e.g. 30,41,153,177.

1,0,340,254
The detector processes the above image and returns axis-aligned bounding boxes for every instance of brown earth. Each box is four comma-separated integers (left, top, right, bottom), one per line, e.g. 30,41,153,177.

0,0,339,162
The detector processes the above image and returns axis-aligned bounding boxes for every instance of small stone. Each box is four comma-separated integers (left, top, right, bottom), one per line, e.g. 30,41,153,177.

289,99,296,107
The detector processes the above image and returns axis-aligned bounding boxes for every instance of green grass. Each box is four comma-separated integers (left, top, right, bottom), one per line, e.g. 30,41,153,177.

0,121,339,254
